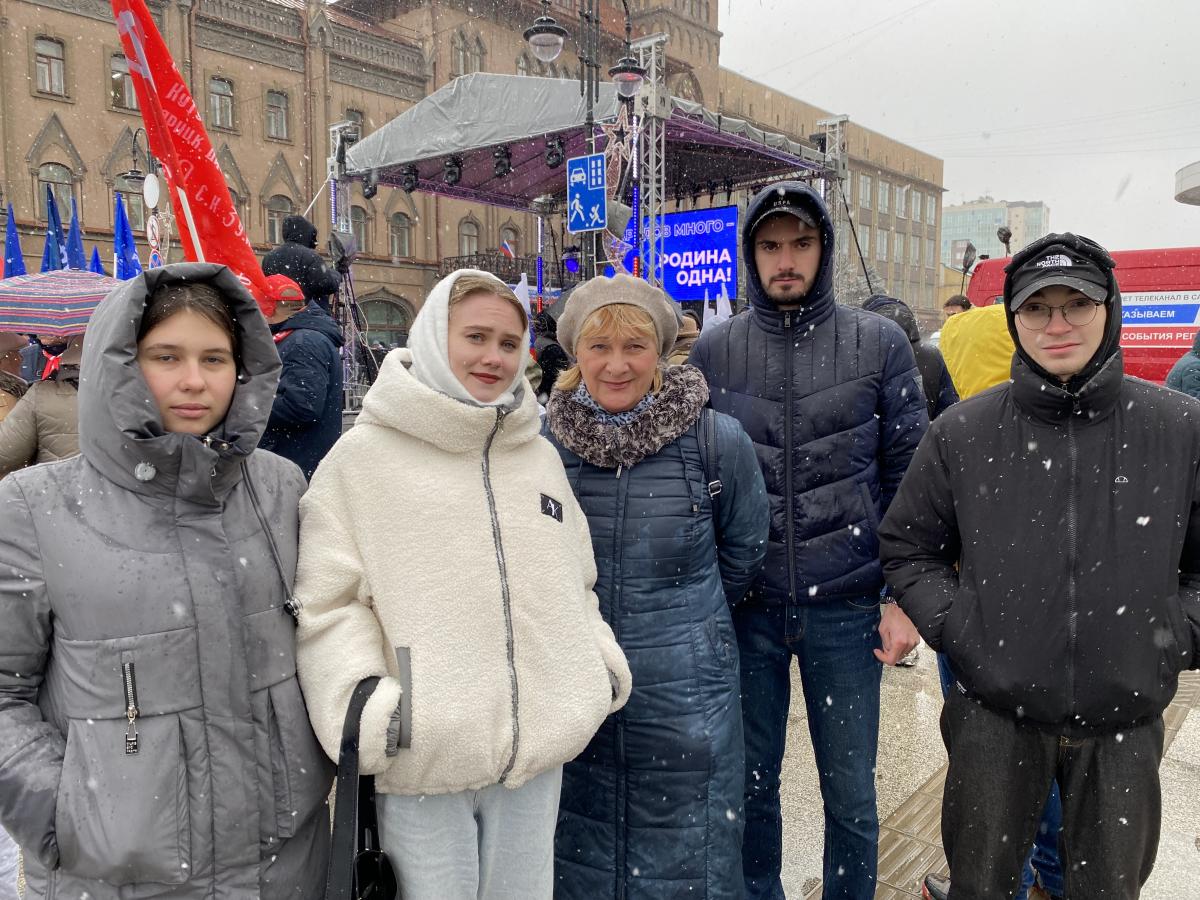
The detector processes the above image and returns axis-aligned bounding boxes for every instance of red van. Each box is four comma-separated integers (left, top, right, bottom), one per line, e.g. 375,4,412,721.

965,246,1200,383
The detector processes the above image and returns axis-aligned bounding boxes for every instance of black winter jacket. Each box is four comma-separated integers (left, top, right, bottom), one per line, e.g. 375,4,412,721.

689,183,928,605
260,304,344,479
862,294,958,419
1165,328,1200,400
880,350,1200,734
262,216,341,309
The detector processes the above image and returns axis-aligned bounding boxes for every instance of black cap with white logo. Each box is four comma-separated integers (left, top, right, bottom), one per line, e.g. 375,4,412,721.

746,187,818,237
1004,235,1114,311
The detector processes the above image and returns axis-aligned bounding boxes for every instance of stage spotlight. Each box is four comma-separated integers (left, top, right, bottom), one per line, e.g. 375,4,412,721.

362,169,379,200
400,165,419,193
493,146,512,178
545,137,565,169
444,156,463,186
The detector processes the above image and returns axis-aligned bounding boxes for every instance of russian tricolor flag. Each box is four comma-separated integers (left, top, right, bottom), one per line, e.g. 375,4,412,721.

499,239,516,259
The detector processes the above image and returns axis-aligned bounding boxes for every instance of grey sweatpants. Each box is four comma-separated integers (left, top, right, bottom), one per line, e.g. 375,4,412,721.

0,827,17,900
375,765,562,900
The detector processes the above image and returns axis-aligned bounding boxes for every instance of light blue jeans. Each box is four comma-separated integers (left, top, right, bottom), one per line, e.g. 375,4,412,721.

375,765,562,900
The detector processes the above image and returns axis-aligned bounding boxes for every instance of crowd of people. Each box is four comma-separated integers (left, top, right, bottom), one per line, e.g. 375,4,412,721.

0,181,1197,900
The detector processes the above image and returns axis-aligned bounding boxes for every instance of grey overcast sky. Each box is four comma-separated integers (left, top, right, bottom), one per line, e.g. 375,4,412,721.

719,0,1200,251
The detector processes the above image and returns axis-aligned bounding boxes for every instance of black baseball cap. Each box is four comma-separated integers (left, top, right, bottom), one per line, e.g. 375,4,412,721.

747,187,818,237
1005,238,1112,311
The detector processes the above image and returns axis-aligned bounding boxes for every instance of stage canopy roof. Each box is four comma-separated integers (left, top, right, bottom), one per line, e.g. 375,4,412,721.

345,73,831,213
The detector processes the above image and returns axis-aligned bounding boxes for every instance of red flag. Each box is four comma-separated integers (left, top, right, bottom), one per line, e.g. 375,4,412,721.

112,0,271,309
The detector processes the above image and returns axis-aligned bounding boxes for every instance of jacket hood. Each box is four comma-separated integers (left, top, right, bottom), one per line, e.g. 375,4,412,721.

408,268,530,409
358,347,542,454
282,215,319,248
272,303,345,346
743,181,836,328
77,262,282,505
863,294,921,343
1003,232,1123,396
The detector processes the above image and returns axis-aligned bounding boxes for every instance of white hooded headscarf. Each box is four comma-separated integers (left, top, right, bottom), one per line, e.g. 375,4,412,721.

407,268,530,409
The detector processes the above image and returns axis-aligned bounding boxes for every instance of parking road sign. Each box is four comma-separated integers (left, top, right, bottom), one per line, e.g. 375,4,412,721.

566,153,607,234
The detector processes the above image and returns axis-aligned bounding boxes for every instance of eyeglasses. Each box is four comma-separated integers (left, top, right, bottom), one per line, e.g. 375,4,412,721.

1015,297,1103,331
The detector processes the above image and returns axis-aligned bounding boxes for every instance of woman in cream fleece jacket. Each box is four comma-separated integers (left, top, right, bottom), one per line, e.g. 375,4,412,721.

294,269,630,900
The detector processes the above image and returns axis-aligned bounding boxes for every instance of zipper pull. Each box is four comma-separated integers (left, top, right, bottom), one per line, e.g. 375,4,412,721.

615,463,623,479
122,661,139,755
784,311,792,329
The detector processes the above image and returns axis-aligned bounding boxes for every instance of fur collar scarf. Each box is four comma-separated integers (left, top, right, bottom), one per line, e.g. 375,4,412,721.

546,365,709,469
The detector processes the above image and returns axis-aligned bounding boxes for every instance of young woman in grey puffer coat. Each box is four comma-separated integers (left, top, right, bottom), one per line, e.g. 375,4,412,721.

544,275,770,899
0,263,332,899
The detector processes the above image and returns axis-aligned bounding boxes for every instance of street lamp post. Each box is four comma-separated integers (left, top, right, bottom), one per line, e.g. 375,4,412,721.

118,127,170,264
525,0,645,279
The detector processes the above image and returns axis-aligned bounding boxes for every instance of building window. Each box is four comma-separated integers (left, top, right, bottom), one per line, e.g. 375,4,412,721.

35,38,66,96
499,226,519,257
926,195,936,224
266,90,289,140
470,37,485,73
910,233,921,265
896,185,907,219
37,163,74,220
896,233,906,265
228,187,245,227
859,225,870,257
876,228,888,262
459,219,479,256
926,237,935,268
110,55,137,110
350,205,368,253
451,32,467,78
362,297,414,348
859,174,871,210
265,194,294,245
878,180,890,214
911,190,922,223
389,213,411,259
209,77,234,129
114,174,146,232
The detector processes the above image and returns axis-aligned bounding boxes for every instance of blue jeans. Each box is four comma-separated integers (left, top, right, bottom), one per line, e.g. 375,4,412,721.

936,654,1063,899
733,599,883,900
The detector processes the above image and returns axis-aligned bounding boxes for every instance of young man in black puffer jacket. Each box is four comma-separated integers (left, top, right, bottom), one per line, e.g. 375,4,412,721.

690,182,927,900
880,233,1200,899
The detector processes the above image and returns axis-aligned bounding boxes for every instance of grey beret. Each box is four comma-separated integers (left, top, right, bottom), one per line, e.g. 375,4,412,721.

556,274,680,358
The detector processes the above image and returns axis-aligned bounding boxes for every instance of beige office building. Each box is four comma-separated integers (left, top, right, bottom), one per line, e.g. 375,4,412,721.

0,0,944,339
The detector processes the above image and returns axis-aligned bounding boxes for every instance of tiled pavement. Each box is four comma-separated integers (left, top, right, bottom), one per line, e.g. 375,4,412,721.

787,656,1200,899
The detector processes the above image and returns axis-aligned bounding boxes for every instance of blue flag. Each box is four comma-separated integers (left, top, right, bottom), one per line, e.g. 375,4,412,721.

114,194,143,280
65,198,87,270
4,205,26,277
40,185,66,273
89,246,106,275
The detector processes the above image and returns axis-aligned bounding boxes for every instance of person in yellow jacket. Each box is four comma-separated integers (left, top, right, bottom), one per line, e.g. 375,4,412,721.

938,301,1014,399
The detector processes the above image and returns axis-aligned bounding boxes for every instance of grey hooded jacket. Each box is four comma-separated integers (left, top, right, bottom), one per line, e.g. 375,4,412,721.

0,263,332,899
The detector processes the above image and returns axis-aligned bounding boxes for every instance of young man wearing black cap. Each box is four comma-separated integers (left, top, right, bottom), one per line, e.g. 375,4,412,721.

880,233,1200,899
690,182,927,899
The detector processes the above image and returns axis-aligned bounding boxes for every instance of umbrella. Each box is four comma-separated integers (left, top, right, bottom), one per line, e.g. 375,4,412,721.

88,247,106,275
114,194,143,280
40,185,67,273
65,198,87,270
4,205,25,278
0,269,120,337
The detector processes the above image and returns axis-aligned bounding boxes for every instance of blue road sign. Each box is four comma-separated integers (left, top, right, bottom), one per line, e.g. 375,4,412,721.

566,153,607,234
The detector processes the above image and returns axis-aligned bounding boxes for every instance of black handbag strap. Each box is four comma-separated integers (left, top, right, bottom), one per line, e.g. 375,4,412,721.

325,676,382,900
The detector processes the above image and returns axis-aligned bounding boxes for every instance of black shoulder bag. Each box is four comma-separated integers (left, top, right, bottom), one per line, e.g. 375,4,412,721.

324,677,399,900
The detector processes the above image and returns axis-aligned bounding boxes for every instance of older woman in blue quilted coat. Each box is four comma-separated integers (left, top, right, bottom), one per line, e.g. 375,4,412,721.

544,274,769,899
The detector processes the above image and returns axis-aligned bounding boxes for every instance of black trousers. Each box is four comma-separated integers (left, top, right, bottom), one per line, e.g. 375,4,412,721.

939,688,1163,900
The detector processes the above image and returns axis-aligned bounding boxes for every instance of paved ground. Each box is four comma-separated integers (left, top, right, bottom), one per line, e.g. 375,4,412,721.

778,650,1200,899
